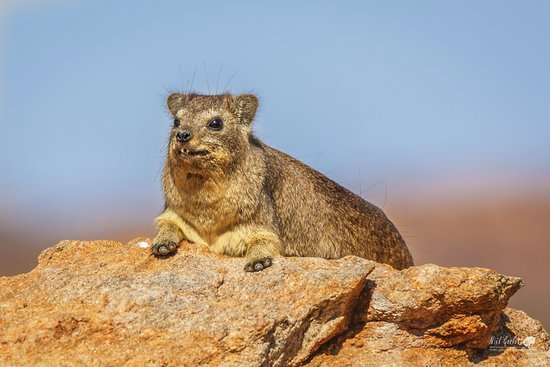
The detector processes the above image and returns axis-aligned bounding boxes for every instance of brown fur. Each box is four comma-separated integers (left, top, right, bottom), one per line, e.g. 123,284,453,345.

152,93,414,271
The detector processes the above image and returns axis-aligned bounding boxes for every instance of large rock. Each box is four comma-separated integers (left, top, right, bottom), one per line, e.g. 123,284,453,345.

0,239,548,366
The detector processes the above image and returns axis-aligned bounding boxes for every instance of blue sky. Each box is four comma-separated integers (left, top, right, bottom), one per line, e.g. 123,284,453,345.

1,0,549,223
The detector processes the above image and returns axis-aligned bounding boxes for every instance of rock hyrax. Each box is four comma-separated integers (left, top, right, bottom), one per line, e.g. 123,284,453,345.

152,93,414,271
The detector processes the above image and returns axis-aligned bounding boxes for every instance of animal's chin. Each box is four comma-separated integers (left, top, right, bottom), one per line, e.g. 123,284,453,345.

169,147,231,173
170,149,212,171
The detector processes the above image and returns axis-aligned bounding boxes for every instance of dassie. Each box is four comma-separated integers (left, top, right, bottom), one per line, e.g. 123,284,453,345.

152,93,414,271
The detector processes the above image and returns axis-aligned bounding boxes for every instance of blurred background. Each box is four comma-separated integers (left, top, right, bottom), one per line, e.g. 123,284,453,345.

1,0,549,328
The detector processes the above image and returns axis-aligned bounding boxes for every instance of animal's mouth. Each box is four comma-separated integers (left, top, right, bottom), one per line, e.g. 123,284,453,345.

181,148,209,157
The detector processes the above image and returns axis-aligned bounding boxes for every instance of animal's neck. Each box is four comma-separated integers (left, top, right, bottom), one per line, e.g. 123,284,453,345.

170,167,223,193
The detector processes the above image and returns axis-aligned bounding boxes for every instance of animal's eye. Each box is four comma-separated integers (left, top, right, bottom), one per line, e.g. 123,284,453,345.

207,117,223,131
173,118,180,127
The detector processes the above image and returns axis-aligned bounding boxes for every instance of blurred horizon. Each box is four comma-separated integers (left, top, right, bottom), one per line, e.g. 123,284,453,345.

1,0,549,328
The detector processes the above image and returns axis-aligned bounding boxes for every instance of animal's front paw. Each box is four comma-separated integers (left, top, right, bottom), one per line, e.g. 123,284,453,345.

151,241,177,256
244,257,272,272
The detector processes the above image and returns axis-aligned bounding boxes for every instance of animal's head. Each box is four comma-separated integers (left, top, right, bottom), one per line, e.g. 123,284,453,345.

165,93,258,173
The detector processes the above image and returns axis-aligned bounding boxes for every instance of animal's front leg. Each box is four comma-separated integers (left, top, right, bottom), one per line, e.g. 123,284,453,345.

243,229,282,272
152,209,204,256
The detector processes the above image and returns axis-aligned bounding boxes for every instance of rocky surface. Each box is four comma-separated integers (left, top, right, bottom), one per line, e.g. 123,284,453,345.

0,239,548,366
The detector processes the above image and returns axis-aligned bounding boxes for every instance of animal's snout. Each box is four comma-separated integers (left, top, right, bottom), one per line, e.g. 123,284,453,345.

176,130,192,142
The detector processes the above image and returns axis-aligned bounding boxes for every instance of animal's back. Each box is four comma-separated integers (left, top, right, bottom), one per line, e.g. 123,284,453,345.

263,144,413,270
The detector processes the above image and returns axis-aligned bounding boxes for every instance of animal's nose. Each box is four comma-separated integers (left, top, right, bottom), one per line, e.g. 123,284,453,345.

176,130,192,142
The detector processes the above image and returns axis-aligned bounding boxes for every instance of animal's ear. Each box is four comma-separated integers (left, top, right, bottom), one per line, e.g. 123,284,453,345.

231,94,258,125
167,93,188,115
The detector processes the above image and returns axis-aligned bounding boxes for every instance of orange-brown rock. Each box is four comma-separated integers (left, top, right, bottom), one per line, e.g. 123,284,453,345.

0,239,548,366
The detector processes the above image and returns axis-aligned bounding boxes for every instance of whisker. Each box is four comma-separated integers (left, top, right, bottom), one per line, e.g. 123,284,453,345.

178,65,185,89
325,165,344,175
215,62,224,94
313,152,323,166
160,85,171,96
223,71,237,92
382,181,388,208
360,179,381,196
189,62,198,93
203,61,210,94
358,169,362,197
